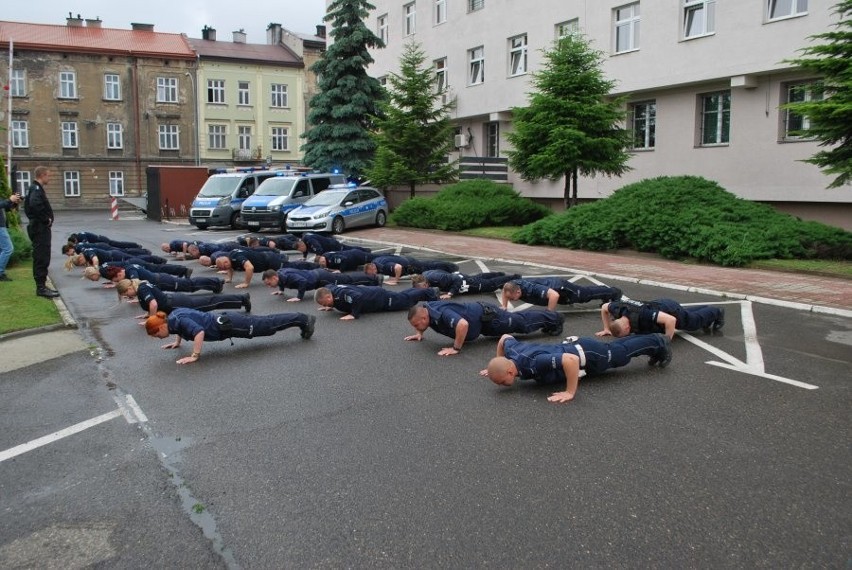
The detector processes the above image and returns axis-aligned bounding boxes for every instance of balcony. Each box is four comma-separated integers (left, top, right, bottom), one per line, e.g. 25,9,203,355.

232,146,262,162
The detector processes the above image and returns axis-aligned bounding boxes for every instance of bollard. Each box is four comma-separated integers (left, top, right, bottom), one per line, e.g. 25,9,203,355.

110,196,119,221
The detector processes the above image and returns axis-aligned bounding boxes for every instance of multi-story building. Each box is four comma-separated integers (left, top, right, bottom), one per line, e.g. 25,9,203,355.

362,0,851,229
0,17,197,208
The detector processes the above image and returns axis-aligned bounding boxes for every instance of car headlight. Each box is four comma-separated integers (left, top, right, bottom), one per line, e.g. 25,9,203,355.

270,205,281,212
217,197,230,206
312,213,329,220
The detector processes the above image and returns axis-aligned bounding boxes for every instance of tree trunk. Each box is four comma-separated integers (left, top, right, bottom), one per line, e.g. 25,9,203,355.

409,181,416,200
562,171,571,209
570,168,579,208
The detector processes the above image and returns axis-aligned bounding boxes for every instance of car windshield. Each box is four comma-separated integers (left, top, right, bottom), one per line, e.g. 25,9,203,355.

197,177,240,198
304,190,347,207
255,178,296,197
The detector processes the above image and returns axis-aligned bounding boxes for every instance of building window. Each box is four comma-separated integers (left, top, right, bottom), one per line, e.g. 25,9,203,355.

15,171,31,196
378,76,388,87
158,124,180,150
104,73,121,100
700,90,731,145
238,81,251,105
508,34,528,77
404,3,416,36
615,3,641,53
378,14,389,44
156,77,178,103
435,0,447,24
208,125,227,149
64,171,81,197
768,0,808,20
556,19,580,39
59,71,77,99
469,0,485,12
469,46,485,85
11,120,29,148
484,122,499,157
108,171,125,197
106,123,123,149
630,101,656,149
435,58,448,92
207,79,225,104
684,0,715,38
238,126,252,150
784,82,822,139
10,69,26,97
271,126,289,151
61,121,78,148
270,84,288,108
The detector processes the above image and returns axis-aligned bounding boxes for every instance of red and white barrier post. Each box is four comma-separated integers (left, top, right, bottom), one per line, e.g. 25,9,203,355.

110,196,119,221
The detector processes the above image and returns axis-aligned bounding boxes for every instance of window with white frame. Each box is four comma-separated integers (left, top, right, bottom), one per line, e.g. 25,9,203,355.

435,0,447,24
378,76,388,87
684,0,715,38
435,58,448,92
10,69,26,97
378,14,389,44
783,81,822,139
630,101,656,149
469,0,485,12
700,90,730,145
404,3,416,36
61,121,78,148
270,84,288,108
104,73,121,100
64,171,81,197
469,46,485,85
208,125,227,149
614,3,641,53
509,34,528,77
108,171,125,196
15,171,31,196
207,79,226,104
106,122,123,149
238,81,251,105
156,77,178,103
768,0,808,20
11,120,28,148
485,122,499,157
158,124,180,150
271,126,289,151
238,126,252,150
59,71,77,99
556,19,580,39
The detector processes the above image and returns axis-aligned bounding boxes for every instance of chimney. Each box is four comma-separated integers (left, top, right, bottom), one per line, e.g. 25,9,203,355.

315,25,326,39
85,17,102,28
66,13,83,27
131,22,155,31
266,22,282,45
233,29,247,43
202,25,216,41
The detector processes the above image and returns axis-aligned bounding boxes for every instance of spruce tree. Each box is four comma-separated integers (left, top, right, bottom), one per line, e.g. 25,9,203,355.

301,0,386,177
506,35,632,208
366,43,457,198
784,0,852,188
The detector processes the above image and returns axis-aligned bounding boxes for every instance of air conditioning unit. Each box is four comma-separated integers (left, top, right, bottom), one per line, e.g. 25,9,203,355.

454,134,469,148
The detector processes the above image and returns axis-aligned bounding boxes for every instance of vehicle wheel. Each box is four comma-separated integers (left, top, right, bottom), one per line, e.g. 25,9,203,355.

375,210,387,228
196,224,208,230
331,216,345,234
230,211,242,230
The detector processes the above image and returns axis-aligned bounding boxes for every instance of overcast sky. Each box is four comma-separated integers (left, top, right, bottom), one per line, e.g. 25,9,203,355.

4,0,328,42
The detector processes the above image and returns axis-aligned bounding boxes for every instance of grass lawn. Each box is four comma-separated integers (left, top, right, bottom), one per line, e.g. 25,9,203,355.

0,261,63,335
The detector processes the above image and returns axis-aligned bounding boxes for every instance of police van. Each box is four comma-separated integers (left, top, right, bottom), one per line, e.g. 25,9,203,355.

188,169,279,230
240,171,346,232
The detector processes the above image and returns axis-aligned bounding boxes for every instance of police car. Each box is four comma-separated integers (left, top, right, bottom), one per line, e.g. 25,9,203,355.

285,185,388,234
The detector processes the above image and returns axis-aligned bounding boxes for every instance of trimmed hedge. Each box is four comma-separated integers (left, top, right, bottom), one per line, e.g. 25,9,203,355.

390,179,552,231
513,176,852,266
8,227,32,266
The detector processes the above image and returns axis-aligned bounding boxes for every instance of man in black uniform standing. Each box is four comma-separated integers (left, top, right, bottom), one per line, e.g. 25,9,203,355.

24,166,59,298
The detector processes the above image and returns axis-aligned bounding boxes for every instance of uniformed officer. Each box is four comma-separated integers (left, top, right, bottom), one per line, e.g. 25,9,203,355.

371,255,459,285
295,232,371,259
102,264,223,293
145,308,316,365
116,279,251,316
482,333,672,404
66,247,166,270
67,231,142,250
262,267,382,301
501,277,623,311
406,301,565,356
412,270,520,299
216,248,290,288
598,298,725,339
315,284,438,320
65,242,151,257
315,249,377,271
187,240,241,261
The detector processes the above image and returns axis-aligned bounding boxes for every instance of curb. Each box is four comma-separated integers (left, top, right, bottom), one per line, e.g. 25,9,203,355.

0,278,78,342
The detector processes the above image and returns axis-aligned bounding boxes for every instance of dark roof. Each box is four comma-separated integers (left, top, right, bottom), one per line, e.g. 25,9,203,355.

0,20,195,58
187,38,303,67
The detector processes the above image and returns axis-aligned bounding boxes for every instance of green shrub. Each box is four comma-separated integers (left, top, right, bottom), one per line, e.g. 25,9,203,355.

514,175,852,266
391,179,552,231
8,227,32,266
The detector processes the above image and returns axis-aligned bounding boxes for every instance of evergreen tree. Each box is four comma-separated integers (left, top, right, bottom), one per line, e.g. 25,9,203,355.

506,35,632,208
366,43,457,198
784,0,852,188
301,0,386,177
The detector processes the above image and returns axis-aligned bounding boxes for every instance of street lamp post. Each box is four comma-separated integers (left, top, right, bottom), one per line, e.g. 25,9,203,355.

184,71,200,166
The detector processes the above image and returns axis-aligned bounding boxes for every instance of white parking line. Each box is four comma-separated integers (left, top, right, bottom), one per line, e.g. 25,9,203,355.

0,410,122,463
